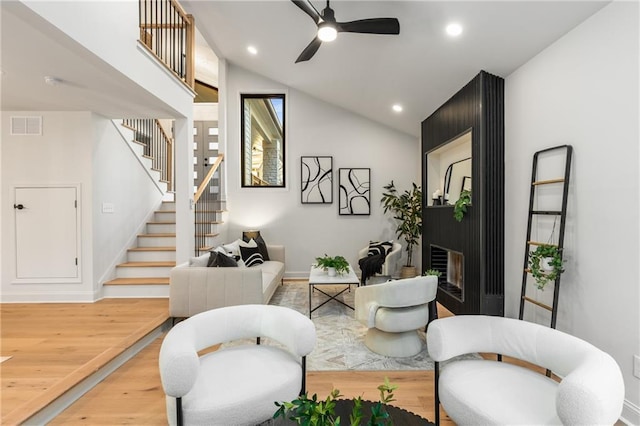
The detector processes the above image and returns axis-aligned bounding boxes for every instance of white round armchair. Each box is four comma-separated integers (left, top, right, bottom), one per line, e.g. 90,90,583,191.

355,275,437,357
427,315,625,425
159,304,316,426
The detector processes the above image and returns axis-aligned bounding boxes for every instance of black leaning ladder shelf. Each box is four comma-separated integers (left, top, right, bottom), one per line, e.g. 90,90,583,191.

519,145,573,329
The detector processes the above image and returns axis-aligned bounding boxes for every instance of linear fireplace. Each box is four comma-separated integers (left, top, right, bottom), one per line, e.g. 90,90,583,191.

430,245,464,301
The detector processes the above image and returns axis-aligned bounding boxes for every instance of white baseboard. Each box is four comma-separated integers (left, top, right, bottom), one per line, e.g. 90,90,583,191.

621,399,640,425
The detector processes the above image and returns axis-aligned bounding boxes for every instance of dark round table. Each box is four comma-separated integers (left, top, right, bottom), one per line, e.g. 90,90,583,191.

270,399,435,425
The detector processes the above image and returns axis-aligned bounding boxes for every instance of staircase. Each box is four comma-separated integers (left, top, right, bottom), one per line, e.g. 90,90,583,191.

103,201,176,298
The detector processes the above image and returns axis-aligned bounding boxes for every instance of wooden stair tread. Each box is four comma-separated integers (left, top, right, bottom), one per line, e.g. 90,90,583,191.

155,210,176,214
128,246,175,252
117,261,176,267
104,278,170,285
138,233,175,237
146,221,176,225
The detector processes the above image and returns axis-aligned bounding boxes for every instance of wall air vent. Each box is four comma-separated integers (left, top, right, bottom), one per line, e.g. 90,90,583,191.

10,116,42,136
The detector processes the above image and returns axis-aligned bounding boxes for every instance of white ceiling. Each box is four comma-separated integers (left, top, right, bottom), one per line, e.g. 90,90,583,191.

183,0,609,137
1,1,609,135
0,2,181,119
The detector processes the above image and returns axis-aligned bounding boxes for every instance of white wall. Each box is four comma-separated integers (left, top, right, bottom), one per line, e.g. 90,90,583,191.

224,65,421,276
1,111,95,301
504,2,639,422
92,116,164,289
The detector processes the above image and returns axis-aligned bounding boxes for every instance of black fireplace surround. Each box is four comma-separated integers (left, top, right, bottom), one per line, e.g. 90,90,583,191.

422,71,504,316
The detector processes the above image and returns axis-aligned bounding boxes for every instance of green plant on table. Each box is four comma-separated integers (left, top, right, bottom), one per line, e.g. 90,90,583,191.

453,190,472,222
528,244,564,290
314,254,350,275
274,378,398,426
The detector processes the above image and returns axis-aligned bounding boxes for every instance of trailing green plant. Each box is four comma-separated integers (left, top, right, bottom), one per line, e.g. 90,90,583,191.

381,181,422,267
314,254,350,275
274,378,398,426
528,244,564,290
423,269,442,277
453,190,472,222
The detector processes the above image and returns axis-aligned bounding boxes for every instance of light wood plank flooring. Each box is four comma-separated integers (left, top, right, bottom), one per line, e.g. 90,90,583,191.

50,303,456,425
0,299,169,425
51,337,454,425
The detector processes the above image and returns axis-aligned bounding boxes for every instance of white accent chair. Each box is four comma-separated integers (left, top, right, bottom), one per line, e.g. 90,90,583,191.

159,304,316,426
355,275,438,357
358,242,402,283
427,315,625,425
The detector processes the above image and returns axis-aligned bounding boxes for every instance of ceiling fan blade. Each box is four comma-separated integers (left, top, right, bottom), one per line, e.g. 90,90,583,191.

291,0,322,24
295,37,323,63
338,18,400,35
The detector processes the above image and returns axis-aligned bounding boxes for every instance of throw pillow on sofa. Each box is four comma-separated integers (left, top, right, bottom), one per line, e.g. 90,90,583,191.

207,251,238,268
221,238,257,260
242,234,270,261
239,245,264,267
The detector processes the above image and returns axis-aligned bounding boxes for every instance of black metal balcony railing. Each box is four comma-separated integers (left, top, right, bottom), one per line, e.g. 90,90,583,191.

194,155,224,255
139,0,194,88
122,119,173,191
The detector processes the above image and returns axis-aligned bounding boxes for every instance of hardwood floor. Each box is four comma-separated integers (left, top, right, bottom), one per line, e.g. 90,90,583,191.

51,336,454,425
0,299,169,425
5,298,617,425
49,302,456,425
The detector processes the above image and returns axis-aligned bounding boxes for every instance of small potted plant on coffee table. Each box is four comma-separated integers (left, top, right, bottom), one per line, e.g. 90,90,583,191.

315,254,350,277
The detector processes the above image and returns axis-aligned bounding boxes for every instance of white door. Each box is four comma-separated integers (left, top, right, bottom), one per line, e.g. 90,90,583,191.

15,187,79,279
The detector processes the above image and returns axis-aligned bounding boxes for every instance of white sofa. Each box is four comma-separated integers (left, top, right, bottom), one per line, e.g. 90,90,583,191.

169,245,284,318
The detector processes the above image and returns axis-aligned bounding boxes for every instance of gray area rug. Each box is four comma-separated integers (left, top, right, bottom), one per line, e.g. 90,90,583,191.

266,281,478,371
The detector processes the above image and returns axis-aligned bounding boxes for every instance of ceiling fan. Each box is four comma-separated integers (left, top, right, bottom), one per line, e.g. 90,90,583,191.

291,0,400,63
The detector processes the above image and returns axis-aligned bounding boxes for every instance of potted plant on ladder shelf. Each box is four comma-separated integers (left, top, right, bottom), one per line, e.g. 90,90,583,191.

528,244,564,290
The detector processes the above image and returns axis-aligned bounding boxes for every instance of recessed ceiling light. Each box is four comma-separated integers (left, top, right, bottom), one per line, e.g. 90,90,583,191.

446,23,463,37
392,104,403,113
247,46,258,55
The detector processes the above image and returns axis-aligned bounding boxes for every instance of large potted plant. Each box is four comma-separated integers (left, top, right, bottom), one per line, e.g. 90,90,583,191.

381,181,422,278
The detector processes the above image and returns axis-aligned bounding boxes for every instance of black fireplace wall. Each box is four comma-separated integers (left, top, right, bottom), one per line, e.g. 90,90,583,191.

421,71,504,316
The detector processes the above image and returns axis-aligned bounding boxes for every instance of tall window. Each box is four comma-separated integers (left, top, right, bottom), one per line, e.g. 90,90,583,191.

241,94,285,187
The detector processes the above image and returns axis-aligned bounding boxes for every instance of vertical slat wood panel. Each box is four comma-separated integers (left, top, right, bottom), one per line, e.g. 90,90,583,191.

421,71,504,316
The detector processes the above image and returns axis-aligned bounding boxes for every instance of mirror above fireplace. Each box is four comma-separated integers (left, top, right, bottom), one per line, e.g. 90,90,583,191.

426,129,472,206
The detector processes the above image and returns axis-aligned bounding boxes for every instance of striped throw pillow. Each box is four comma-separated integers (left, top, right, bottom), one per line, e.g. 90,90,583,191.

240,245,265,267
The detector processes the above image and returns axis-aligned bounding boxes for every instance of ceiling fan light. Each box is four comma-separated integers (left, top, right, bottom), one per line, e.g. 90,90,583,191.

318,24,337,42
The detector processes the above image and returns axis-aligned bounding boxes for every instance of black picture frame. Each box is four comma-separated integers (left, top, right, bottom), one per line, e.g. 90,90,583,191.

301,156,333,204
338,168,370,216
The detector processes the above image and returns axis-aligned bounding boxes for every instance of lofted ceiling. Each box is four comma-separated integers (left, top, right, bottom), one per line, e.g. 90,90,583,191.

183,0,609,137
1,1,609,135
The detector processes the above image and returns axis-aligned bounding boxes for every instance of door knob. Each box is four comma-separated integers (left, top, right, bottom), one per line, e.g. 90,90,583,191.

14,204,25,210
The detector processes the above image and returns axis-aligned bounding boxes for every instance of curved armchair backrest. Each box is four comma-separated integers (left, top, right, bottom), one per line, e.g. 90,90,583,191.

160,304,316,398
355,276,437,327
427,315,625,425
358,275,437,307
